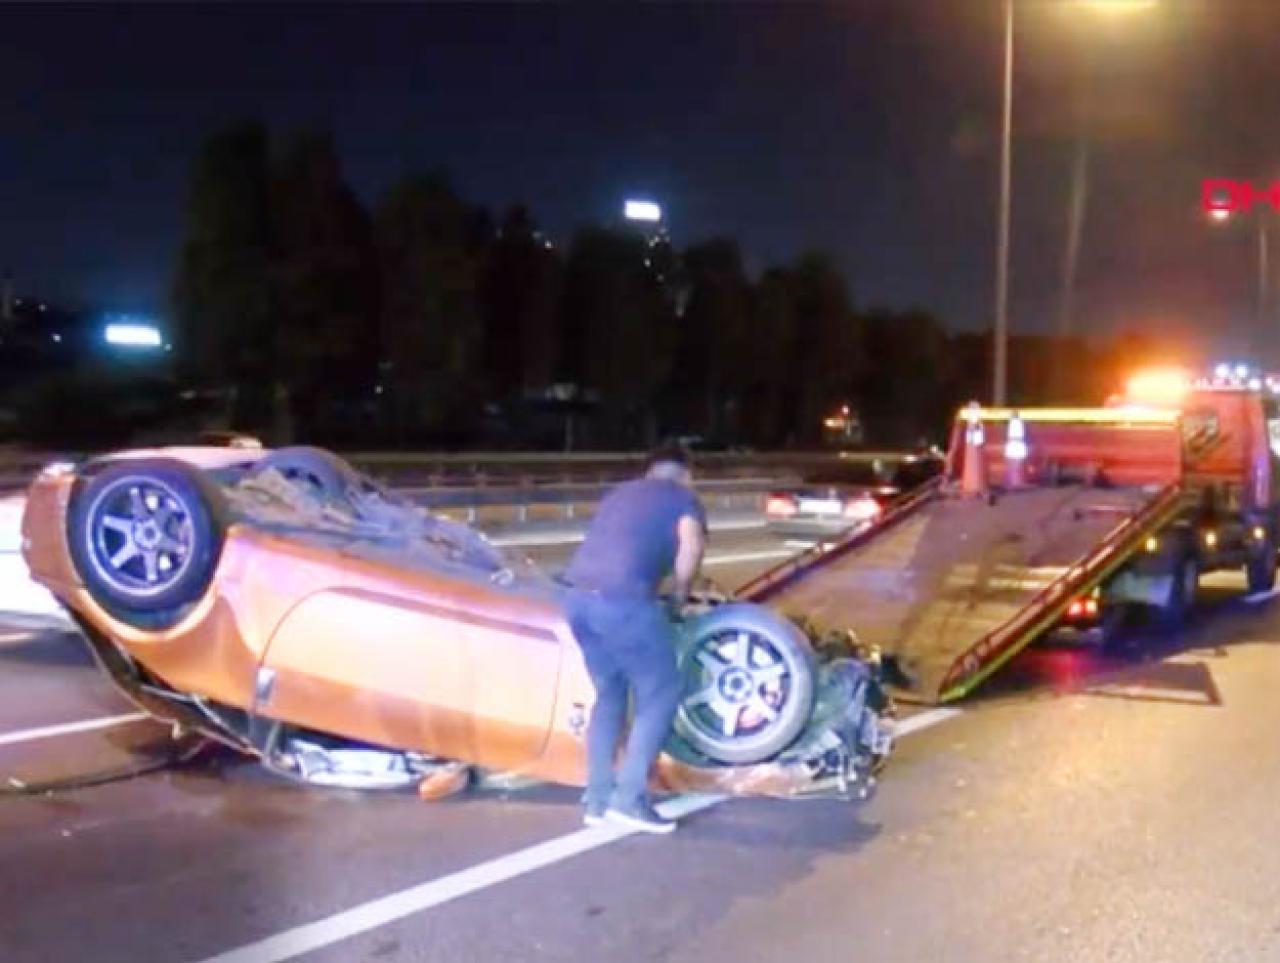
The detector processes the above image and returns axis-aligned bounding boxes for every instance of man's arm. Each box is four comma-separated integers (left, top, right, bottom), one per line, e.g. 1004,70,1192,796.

671,513,706,609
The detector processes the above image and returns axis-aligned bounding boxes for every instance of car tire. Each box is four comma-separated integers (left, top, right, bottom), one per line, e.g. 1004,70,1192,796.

1246,536,1277,594
66,458,228,623
673,603,816,765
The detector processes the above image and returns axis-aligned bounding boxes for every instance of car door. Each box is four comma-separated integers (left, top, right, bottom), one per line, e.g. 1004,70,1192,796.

255,576,564,772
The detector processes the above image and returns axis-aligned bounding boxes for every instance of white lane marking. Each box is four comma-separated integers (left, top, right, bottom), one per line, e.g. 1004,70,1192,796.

195,709,960,963
1085,684,1214,704
0,712,149,748
893,707,962,737
491,517,767,548
490,531,582,547
1244,587,1280,605
703,548,796,567
196,793,725,963
0,631,35,644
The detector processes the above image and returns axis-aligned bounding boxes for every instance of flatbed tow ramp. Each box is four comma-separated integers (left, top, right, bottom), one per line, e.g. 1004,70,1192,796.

739,391,1278,703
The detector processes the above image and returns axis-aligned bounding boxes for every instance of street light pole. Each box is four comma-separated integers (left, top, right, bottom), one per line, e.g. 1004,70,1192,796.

1259,216,1270,341
994,0,1157,405
993,0,1014,406
1057,139,1090,341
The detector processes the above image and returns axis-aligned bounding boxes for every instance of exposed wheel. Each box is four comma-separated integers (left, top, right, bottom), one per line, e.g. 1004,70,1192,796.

1247,536,1277,594
66,458,227,622
673,603,816,765
1159,553,1198,627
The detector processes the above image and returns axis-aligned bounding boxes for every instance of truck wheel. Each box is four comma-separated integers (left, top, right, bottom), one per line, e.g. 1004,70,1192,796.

1097,604,1134,655
66,459,227,624
1159,554,1198,628
1246,537,1277,594
673,603,816,765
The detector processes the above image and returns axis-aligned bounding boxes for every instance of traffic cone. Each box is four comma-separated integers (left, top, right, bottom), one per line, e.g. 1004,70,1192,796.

1004,412,1028,490
960,402,987,497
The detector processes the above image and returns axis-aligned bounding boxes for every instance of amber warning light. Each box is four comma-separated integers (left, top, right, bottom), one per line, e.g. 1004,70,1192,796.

1124,368,1189,407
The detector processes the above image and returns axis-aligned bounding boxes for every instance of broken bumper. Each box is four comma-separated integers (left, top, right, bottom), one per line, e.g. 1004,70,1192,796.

655,657,894,801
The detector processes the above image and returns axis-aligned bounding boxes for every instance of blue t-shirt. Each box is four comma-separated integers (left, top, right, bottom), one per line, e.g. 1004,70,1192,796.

564,477,707,600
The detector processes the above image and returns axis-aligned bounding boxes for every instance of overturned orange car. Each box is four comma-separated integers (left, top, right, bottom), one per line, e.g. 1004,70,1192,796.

21,446,892,798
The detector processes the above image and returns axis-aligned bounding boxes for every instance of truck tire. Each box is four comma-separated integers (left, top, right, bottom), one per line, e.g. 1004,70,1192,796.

1097,603,1134,655
1246,536,1277,594
1158,553,1198,628
673,603,816,765
66,458,228,626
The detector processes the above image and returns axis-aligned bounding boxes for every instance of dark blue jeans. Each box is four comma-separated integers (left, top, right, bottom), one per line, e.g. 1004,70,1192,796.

565,589,683,811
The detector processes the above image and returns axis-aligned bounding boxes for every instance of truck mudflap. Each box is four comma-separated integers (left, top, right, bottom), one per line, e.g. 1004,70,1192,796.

934,481,1184,700
653,657,894,801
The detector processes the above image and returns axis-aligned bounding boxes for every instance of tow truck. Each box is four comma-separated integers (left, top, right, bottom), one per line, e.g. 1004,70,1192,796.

736,368,1280,703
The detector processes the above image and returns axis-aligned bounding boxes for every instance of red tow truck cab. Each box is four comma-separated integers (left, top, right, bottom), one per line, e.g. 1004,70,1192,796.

1135,378,1280,600
946,372,1280,638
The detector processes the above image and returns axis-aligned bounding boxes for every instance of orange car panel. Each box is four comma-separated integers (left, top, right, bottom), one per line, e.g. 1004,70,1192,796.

23,455,882,799
21,469,595,781
261,586,563,771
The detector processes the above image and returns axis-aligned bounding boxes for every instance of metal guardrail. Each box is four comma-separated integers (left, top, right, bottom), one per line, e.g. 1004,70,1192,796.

405,477,783,526
0,447,913,504
0,463,793,526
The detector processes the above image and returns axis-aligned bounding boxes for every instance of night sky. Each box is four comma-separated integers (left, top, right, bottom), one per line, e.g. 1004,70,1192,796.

5,2,1280,361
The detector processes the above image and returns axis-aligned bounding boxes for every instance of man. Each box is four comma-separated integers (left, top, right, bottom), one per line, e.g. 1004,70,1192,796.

562,444,707,834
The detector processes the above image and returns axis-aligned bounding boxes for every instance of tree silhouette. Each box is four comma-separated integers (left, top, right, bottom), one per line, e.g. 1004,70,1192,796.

479,206,563,401
559,226,678,447
374,173,491,442
172,121,276,428
272,130,379,441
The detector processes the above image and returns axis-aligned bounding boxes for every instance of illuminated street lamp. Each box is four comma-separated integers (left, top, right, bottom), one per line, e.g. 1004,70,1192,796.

623,199,662,223
1075,0,1157,11
992,0,1158,406
103,316,164,349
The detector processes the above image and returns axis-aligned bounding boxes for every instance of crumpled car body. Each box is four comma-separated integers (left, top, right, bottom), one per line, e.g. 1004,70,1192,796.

20,446,893,799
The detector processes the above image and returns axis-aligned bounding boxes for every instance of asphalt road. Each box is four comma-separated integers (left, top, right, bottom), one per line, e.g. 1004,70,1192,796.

5,521,1280,962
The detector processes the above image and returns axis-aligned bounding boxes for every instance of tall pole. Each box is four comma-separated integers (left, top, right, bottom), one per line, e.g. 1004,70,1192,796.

1259,217,1269,329
1054,133,1085,396
993,0,1014,406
